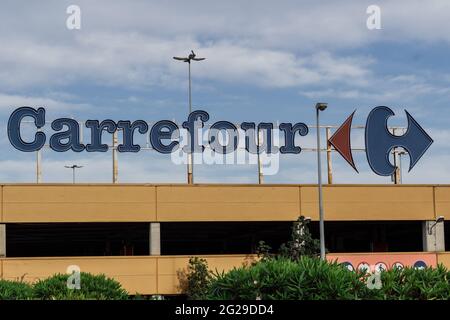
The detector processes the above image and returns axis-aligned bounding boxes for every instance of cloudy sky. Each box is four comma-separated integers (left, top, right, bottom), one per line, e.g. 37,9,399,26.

0,0,449,184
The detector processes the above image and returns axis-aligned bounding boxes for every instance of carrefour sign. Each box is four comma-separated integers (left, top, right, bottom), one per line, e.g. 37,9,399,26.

7,106,433,176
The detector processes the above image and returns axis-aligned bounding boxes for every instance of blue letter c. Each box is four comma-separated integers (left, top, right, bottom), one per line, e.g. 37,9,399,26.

8,107,46,152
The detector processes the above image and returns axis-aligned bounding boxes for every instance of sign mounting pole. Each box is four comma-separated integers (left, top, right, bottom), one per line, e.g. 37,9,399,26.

173,51,206,184
325,127,333,184
112,130,118,183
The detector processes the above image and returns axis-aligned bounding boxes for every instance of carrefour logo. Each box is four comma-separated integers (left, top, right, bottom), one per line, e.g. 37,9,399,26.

330,106,433,176
7,106,433,177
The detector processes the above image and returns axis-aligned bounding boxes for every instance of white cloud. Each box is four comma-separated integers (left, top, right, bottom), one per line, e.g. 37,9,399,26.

198,46,371,88
0,0,448,185
0,93,90,112
0,32,373,91
0,0,447,100
3,1,450,48
3,0,448,91
0,154,186,183
300,73,450,103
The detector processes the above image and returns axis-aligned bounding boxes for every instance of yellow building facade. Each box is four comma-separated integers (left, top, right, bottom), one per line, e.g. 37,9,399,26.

0,183,448,294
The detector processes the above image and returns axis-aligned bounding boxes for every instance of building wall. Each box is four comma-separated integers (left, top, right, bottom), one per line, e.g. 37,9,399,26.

0,184,448,222
1,253,450,294
0,183,449,295
0,255,254,295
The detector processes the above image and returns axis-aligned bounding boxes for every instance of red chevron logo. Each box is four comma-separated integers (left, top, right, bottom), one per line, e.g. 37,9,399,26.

328,111,358,172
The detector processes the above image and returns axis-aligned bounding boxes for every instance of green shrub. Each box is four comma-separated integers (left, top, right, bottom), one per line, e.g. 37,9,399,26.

256,216,322,262
207,256,372,300
180,257,213,300
206,256,450,300
279,216,321,260
0,280,33,300
32,272,129,300
256,240,273,261
374,265,450,300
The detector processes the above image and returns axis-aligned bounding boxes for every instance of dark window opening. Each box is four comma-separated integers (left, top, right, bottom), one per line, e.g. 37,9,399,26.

311,221,423,253
161,222,292,255
6,223,149,257
5,220,424,257
161,221,422,255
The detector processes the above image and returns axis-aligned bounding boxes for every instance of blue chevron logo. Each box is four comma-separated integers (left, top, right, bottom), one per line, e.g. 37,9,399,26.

331,106,434,176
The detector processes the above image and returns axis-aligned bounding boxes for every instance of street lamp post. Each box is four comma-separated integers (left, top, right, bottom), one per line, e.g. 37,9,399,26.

64,164,83,184
315,102,328,260
173,50,206,184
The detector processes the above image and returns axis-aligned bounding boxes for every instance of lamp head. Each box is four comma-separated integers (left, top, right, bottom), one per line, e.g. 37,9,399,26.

436,216,445,223
316,103,328,111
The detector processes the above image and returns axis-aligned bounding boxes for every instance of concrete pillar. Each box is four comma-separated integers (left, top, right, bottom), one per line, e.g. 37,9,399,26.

150,223,161,255
0,224,5,257
422,220,445,252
